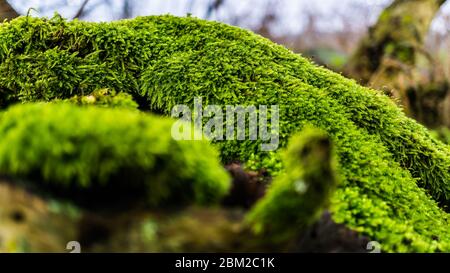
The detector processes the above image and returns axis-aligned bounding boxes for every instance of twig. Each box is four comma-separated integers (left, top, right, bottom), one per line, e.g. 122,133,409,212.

73,0,90,19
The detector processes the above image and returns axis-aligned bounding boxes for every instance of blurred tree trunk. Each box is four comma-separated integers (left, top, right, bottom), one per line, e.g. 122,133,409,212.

346,0,446,83
0,0,18,21
345,0,449,128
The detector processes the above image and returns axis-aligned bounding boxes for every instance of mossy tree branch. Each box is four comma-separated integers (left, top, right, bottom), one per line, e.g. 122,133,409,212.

0,15,449,252
0,129,365,253
346,0,446,83
345,0,448,126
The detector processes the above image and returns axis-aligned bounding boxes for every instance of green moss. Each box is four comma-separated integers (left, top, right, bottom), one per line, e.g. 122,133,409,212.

0,103,230,207
62,88,139,109
432,127,450,146
0,15,449,251
247,127,338,243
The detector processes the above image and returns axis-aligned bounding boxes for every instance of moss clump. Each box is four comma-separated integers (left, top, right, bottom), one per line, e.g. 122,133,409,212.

247,127,338,244
63,88,139,109
0,103,230,207
432,127,450,146
0,15,449,251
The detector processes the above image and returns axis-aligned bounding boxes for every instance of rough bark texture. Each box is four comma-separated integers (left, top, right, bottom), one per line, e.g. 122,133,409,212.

345,0,449,127
346,0,446,83
0,0,18,21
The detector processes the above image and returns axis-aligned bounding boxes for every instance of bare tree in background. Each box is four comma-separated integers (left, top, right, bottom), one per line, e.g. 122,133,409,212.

1,0,130,21
345,0,449,128
73,0,90,19
205,0,224,20
0,0,18,21
121,0,132,19
255,0,277,38
0,0,97,21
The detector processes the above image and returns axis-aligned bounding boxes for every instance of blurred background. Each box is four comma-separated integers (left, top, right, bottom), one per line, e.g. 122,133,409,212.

1,0,449,132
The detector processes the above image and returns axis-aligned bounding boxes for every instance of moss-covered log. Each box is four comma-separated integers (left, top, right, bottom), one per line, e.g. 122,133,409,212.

0,103,230,208
0,128,367,253
0,15,449,252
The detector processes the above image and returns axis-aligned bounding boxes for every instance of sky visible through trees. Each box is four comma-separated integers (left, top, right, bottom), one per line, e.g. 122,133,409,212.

7,0,450,36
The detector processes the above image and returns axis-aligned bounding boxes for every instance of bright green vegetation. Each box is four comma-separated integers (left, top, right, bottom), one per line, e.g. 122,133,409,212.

62,88,139,109
0,15,449,252
0,103,230,207
433,127,450,146
247,127,338,244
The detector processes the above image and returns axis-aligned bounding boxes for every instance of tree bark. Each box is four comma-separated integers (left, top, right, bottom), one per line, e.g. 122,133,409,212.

0,0,18,21
346,0,446,83
345,0,449,127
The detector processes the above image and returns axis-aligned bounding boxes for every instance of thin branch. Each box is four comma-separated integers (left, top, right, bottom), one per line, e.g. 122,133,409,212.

205,0,224,20
122,0,132,19
73,0,90,19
